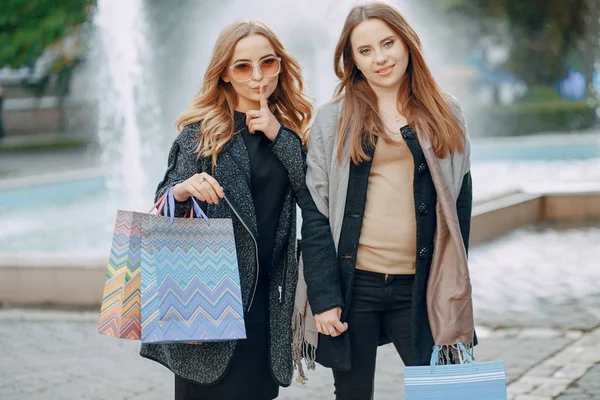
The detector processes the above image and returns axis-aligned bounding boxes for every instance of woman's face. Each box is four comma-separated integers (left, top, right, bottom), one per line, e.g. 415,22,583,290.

350,18,409,92
223,34,281,112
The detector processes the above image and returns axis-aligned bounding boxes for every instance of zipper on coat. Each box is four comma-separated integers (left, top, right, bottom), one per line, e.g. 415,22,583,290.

278,249,287,304
224,195,260,312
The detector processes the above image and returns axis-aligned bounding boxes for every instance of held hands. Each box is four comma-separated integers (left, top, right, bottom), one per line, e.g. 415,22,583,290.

173,172,224,204
245,85,281,141
315,307,348,337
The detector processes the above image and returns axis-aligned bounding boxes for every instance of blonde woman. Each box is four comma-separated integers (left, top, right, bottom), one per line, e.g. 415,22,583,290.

300,2,475,399
140,19,312,400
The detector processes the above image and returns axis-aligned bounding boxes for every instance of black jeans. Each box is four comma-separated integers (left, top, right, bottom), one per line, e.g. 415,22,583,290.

333,269,416,400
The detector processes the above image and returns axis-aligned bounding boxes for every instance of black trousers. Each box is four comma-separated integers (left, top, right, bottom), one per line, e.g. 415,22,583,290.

333,269,416,400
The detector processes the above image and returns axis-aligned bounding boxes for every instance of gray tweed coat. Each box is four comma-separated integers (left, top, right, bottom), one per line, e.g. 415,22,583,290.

140,121,305,387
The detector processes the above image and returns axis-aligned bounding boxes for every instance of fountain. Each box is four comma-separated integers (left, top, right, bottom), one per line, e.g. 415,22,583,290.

0,0,598,302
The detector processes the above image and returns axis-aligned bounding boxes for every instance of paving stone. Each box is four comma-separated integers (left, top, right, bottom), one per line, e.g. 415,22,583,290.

507,379,538,395
530,381,572,397
554,395,592,400
553,364,592,381
527,364,562,378
513,395,553,400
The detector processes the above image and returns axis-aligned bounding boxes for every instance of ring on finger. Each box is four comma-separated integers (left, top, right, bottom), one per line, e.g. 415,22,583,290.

256,110,261,117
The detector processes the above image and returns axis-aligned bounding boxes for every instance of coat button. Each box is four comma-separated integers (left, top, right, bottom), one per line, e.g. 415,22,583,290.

417,163,428,175
419,247,429,259
418,203,428,215
402,127,415,140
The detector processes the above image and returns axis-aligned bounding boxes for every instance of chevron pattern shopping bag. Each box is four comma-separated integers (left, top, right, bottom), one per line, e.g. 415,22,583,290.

404,344,507,400
139,189,246,343
97,209,144,339
97,193,171,340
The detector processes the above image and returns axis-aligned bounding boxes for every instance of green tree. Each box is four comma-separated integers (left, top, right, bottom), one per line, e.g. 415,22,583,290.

0,0,95,132
0,0,94,68
441,0,591,88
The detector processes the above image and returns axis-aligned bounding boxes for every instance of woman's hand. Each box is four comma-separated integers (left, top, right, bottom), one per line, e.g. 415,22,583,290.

315,307,348,337
246,85,281,141
172,172,224,204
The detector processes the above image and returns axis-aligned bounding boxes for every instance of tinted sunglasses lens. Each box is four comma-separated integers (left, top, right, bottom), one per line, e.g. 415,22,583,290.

232,63,253,81
260,58,281,77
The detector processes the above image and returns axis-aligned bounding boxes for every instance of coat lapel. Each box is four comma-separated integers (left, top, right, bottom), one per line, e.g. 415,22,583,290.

222,133,252,187
215,133,258,239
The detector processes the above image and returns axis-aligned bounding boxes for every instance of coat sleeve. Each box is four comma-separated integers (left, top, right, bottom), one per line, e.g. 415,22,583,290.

154,123,203,218
270,126,307,206
456,171,473,255
300,109,344,315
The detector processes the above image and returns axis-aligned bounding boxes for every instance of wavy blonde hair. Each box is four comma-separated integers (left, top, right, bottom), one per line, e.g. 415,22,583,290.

334,2,465,163
175,19,313,165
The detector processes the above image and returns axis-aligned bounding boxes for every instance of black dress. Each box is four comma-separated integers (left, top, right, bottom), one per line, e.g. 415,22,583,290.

174,112,290,400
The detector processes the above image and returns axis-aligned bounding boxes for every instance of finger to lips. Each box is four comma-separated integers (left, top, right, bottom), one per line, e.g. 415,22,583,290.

259,84,269,111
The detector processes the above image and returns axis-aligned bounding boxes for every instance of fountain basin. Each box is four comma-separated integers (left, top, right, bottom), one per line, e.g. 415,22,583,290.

1,133,600,306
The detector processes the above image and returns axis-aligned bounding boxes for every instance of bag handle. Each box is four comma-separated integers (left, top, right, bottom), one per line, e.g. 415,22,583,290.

148,192,168,215
149,185,234,224
429,343,476,373
162,187,210,225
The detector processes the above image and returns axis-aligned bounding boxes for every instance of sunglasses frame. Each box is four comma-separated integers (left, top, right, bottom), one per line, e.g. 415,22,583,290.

228,56,282,83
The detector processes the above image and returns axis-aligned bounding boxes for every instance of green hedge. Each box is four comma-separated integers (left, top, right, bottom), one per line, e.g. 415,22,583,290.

470,100,598,136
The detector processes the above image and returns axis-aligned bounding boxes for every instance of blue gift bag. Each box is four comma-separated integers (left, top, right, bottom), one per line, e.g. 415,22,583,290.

140,189,246,343
404,344,507,400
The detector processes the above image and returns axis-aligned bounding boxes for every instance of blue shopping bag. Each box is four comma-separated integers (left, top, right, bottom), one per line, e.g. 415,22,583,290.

140,188,247,343
404,343,507,400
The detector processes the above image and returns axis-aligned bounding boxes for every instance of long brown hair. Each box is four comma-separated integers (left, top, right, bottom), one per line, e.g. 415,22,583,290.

176,19,313,165
334,2,464,163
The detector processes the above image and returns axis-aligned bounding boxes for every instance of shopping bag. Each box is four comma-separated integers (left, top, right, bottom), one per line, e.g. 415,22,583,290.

404,343,507,400
140,188,246,343
97,193,170,339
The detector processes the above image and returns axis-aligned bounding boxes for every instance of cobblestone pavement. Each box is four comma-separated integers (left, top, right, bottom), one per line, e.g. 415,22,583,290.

2,222,600,399
0,311,599,400
555,364,600,400
469,222,600,331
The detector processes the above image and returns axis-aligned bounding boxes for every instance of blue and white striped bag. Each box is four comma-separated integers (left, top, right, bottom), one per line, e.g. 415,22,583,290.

404,344,507,399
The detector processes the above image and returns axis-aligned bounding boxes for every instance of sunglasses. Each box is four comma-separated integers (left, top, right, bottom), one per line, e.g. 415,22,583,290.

228,56,282,83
